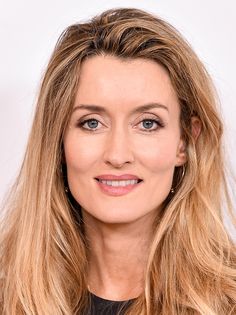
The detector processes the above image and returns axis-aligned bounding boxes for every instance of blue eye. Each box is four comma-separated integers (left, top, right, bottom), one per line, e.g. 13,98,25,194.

78,119,100,131
77,117,164,133
84,119,99,129
140,119,161,132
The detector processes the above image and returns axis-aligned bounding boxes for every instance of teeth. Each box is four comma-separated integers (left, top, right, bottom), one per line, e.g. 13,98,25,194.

99,179,139,187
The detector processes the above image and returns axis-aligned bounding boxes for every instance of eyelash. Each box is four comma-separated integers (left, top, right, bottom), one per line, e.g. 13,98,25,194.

76,116,165,133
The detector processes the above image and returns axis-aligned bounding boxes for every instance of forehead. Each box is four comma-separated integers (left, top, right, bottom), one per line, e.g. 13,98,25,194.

75,55,179,116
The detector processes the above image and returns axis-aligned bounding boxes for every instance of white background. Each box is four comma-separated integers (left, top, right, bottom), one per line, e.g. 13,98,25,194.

0,1,235,215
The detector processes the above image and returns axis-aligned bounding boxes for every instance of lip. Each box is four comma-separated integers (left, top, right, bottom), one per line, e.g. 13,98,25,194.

95,174,142,180
95,178,143,196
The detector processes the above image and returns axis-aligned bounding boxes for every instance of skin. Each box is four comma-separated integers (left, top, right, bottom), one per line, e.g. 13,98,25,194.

63,55,199,301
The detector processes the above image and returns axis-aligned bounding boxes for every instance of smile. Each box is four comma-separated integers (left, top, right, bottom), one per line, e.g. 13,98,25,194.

95,178,143,196
97,179,140,187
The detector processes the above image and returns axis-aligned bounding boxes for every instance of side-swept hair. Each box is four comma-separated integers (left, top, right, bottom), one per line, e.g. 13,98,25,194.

1,8,236,315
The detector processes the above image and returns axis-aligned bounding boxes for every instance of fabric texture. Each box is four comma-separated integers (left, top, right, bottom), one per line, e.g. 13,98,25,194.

86,292,134,315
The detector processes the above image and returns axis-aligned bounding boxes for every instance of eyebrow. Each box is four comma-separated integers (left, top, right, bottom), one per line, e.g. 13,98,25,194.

72,102,169,114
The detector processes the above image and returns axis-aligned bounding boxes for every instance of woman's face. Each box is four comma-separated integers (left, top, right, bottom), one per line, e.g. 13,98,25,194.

63,55,186,224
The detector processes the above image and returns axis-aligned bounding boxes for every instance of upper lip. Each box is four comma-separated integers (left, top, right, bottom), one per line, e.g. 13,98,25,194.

95,174,142,181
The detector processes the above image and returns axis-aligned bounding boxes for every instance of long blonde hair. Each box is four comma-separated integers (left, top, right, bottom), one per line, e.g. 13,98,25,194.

1,7,236,315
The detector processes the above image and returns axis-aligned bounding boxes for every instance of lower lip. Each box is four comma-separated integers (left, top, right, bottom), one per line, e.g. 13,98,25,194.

95,179,143,196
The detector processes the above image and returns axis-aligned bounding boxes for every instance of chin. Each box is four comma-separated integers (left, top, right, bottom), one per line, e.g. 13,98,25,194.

82,207,156,225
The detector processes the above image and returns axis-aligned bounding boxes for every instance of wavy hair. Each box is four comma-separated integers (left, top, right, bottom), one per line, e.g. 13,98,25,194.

1,7,236,315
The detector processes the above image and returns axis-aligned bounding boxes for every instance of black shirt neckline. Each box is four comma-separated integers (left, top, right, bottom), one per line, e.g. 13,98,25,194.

87,291,136,315
90,291,135,303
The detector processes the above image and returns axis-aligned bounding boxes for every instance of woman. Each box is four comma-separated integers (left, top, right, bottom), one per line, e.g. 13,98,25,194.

1,7,236,315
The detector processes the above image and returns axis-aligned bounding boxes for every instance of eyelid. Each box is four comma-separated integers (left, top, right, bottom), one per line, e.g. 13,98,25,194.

136,112,163,122
135,113,165,125
76,114,107,125
77,112,163,123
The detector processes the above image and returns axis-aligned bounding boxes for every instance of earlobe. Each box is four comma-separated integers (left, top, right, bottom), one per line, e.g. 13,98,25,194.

175,139,187,166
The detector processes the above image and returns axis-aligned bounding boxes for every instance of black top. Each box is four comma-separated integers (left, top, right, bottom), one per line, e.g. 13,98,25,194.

87,292,134,315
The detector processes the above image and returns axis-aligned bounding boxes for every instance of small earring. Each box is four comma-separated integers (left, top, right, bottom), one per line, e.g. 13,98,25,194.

60,163,69,193
170,164,186,194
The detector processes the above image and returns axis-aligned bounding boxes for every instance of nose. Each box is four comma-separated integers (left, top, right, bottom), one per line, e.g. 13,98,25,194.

103,126,135,168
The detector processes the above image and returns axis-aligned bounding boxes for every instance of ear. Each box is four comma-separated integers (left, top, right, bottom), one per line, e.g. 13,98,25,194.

191,115,202,141
175,116,202,166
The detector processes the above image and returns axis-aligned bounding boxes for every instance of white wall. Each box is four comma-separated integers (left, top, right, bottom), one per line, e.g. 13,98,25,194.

0,0,235,209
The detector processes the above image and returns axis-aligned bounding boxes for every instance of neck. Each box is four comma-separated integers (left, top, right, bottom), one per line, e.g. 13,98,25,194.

82,210,156,301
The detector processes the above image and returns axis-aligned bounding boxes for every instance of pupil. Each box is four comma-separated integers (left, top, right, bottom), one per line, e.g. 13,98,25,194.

143,120,153,129
88,120,98,128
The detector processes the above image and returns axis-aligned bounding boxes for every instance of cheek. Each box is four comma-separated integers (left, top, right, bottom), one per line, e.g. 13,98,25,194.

136,135,178,172
64,135,102,173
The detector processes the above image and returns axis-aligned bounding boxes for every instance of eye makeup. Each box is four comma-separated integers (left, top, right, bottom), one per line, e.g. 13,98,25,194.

75,114,165,133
